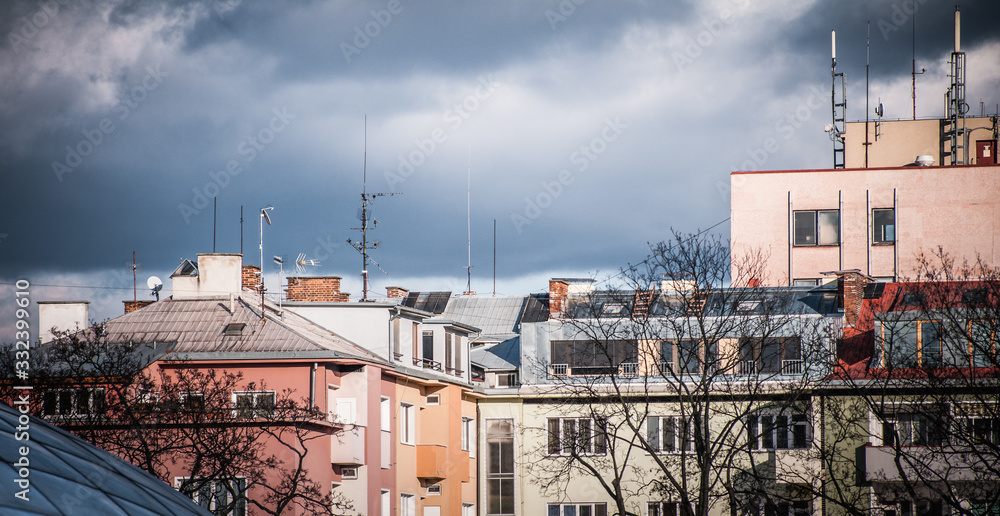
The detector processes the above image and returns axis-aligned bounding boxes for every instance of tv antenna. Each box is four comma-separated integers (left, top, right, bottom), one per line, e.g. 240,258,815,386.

294,253,321,274
259,205,274,319
273,255,284,310
464,145,473,295
147,276,163,301
346,116,399,301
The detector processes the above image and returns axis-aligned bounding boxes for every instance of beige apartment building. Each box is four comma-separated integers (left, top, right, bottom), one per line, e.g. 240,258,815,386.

731,108,999,287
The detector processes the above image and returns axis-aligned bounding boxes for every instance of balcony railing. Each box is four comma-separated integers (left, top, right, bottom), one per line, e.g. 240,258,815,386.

618,362,639,377
658,361,673,375
550,363,568,376
781,359,804,375
414,358,442,371
738,361,757,375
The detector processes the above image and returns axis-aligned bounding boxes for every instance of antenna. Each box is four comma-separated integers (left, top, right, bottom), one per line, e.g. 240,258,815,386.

911,7,925,120
273,255,284,311
829,30,847,169
240,205,244,255
864,0,871,168
945,6,967,164
259,205,274,319
493,218,496,296
347,116,399,301
294,253,321,274
132,251,137,302
146,276,163,301
464,145,473,295
213,197,217,253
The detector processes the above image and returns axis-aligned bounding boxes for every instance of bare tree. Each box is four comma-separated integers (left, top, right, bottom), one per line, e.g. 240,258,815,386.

524,230,839,516
1,326,356,516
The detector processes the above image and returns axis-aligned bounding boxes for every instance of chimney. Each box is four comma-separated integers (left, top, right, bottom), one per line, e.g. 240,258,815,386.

172,253,244,299
549,279,569,317
286,276,350,302
124,300,154,314
242,265,261,291
37,301,89,343
833,270,871,326
386,286,409,299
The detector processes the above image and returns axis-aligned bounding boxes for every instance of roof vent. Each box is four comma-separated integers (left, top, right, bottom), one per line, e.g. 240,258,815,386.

915,155,935,166
223,323,246,336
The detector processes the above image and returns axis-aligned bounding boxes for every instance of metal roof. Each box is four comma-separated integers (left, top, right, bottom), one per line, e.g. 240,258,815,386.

0,401,212,516
470,337,520,371
439,295,529,338
402,291,452,314
100,295,382,360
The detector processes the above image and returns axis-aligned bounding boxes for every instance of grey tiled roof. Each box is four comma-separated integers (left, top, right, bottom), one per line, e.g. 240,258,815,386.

100,295,381,360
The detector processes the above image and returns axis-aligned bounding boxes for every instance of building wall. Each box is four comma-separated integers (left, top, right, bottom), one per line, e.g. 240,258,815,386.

844,117,997,169
730,165,1000,285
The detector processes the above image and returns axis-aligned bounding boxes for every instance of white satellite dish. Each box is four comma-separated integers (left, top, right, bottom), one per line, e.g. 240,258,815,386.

147,276,163,301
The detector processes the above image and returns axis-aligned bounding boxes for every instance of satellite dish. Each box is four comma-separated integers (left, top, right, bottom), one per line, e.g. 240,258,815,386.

147,276,163,301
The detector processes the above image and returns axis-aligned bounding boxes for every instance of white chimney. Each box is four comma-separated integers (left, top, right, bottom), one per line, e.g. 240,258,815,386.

171,253,244,299
37,301,89,343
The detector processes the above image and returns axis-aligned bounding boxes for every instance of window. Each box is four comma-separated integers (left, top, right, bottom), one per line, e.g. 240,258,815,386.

463,503,476,516
426,483,442,495
646,415,693,453
885,500,944,516
972,500,1000,516
233,391,275,418
380,396,391,468
401,493,416,516
877,320,943,368
393,318,402,359
42,387,106,419
969,320,998,367
400,402,415,445
881,409,947,446
550,340,639,376
446,333,454,371
495,372,518,387
180,392,205,413
748,413,809,450
792,278,820,287
381,489,391,516
462,417,475,455
332,398,357,425
547,503,608,516
793,209,839,246
422,330,435,361
739,338,802,375
176,477,247,516
649,502,694,516
341,467,358,480
873,208,895,244
547,417,607,455
746,500,810,516
486,419,515,515
426,394,440,405
955,404,1000,445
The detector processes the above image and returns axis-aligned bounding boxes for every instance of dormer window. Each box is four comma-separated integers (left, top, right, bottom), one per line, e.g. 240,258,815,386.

223,323,246,336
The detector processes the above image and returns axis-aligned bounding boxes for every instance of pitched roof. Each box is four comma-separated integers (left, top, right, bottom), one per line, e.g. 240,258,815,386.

100,295,382,361
439,295,529,339
470,337,520,371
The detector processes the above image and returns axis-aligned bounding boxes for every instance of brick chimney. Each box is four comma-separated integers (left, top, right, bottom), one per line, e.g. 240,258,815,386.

549,279,569,317
124,300,154,314
286,277,350,302
242,265,261,292
835,270,871,326
386,286,409,299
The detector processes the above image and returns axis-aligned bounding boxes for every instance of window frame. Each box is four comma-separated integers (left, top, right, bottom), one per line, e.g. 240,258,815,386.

175,476,247,516
547,417,608,456
232,390,276,419
646,415,694,453
547,502,608,516
877,319,943,368
793,209,840,247
873,208,895,245
486,418,515,516
41,387,106,419
747,413,810,450
399,402,415,445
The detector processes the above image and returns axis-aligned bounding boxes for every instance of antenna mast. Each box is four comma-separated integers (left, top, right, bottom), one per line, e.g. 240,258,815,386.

347,116,399,301
829,30,846,169
945,6,967,165
465,146,473,295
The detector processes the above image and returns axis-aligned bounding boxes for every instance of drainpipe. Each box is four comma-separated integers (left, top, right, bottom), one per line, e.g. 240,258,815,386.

310,362,318,410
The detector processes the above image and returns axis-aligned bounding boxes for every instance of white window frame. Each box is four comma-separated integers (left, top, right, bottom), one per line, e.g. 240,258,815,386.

793,209,840,246
547,417,607,456
747,413,810,450
426,483,442,495
400,402,415,445
381,489,391,516
547,502,608,516
341,467,358,480
646,415,694,453
41,387,106,419
462,416,475,456
400,492,416,516
232,391,276,418
332,397,357,425
426,394,440,405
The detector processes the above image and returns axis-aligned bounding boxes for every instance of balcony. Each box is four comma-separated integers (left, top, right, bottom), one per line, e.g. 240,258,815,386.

550,364,568,376
416,444,448,479
618,362,639,377
738,361,757,375
414,358,442,371
862,445,996,483
331,426,365,466
781,359,804,375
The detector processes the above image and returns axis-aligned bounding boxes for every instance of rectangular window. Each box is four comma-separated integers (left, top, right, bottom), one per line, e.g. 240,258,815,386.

400,402,415,445
969,320,998,367
793,209,840,246
380,396,391,469
41,387,106,419
873,208,895,244
881,410,946,446
646,415,693,453
649,502,694,516
180,392,205,413
748,500,810,516
463,503,476,516
401,493,416,516
333,397,357,425
381,489,391,516
877,320,943,368
748,413,809,450
423,331,435,361
341,467,358,480
547,417,607,455
486,419,515,515
446,333,454,371
232,391,275,418
547,503,608,516
393,318,402,359
550,340,639,376
462,417,475,455
740,338,802,375
176,477,247,516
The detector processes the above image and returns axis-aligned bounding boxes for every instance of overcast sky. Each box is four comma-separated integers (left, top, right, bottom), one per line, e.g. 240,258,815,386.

2,0,999,330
